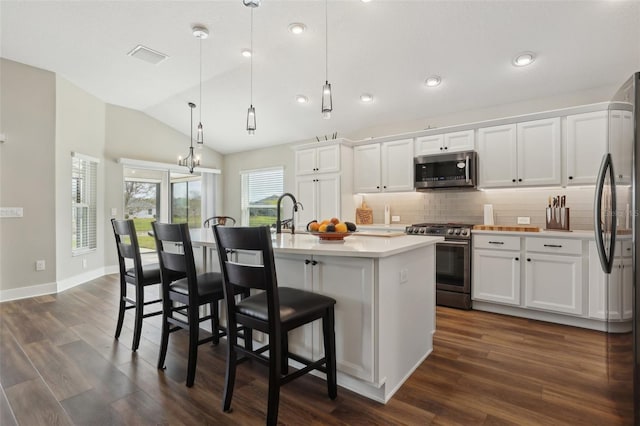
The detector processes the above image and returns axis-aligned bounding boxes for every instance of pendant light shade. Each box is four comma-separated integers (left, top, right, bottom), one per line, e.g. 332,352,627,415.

247,105,256,135
193,25,208,145
321,0,332,119
322,81,332,119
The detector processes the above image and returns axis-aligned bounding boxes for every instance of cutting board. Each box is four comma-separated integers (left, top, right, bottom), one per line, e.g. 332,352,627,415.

474,225,540,232
354,231,405,237
356,202,373,225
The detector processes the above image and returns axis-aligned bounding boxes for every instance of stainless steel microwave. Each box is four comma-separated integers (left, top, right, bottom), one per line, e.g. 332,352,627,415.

414,151,478,190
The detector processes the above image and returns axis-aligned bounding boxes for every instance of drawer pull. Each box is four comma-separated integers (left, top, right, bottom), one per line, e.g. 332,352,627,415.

488,241,504,245
543,244,563,248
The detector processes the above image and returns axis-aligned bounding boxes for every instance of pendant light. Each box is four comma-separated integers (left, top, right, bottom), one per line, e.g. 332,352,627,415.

245,1,258,134
192,25,208,145
321,0,332,119
178,102,200,174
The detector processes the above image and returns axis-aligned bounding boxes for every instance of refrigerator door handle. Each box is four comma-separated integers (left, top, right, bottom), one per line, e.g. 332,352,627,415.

594,153,617,273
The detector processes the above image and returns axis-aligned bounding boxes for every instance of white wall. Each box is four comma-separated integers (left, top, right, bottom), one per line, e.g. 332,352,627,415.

55,76,106,285
0,59,56,294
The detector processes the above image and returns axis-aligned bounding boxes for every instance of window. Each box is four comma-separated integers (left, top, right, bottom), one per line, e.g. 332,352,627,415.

72,152,99,255
241,167,284,226
171,172,202,228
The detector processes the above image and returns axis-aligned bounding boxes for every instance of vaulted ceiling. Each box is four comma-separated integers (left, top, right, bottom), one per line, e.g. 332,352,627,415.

2,1,639,154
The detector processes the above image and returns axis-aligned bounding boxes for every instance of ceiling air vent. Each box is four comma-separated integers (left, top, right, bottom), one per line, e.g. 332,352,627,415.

127,45,169,65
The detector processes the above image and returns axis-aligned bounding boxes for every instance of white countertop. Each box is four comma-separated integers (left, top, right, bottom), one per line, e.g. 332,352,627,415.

190,228,442,258
472,229,632,240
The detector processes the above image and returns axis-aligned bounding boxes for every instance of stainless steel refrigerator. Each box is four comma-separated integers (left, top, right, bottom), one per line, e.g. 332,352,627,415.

594,71,639,423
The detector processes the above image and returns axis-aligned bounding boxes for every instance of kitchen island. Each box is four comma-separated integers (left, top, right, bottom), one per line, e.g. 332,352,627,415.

190,229,442,403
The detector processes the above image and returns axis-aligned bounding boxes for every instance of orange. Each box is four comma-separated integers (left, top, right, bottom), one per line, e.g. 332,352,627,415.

321,219,331,225
330,217,340,225
309,222,320,232
335,223,348,233
318,224,328,233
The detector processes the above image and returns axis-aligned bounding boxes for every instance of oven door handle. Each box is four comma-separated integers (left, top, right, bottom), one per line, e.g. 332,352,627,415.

438,240,470,246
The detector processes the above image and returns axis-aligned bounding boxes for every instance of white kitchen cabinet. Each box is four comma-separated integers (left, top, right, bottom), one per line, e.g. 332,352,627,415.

589,240,633,322
295,144,340,175
472,247,521,306
477,118,561,188
353,138,413,193
609,109,634,185
274,253,375,382
565,111,608,185
524,252,583,315
414,130,474,155
296,174,340,228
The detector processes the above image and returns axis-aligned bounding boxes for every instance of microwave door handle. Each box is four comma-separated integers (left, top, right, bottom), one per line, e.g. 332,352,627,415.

465,155,470,183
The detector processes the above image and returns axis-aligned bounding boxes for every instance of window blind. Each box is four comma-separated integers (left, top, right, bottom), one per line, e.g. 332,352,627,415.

241,167,284,226
72,153,98,255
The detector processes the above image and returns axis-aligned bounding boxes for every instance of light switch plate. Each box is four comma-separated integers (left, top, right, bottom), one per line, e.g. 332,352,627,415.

517,216,531,225
391,215,400,222
0,207,23,218
111,208,117,216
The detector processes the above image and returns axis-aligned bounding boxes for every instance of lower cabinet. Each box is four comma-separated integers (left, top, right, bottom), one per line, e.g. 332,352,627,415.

589,241,633,321
472,249,521,305
274,253,375,382
524,252,583,315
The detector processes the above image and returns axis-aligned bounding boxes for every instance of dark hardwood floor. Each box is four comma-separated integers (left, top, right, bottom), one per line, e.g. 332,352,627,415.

0,274,633,425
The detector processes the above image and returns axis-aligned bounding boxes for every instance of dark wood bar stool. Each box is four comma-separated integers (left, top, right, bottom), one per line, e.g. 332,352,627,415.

151,221,248,387
213,225,337,425
203,215,236,228
111,218,169,352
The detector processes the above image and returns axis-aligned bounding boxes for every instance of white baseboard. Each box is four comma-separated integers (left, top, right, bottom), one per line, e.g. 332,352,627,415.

0,281,58,302
0,264,119,302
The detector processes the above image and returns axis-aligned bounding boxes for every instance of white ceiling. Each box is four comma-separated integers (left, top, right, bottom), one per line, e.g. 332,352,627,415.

2,1,639,154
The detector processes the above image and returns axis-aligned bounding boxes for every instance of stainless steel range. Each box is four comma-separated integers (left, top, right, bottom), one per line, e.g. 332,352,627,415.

406,223,473,310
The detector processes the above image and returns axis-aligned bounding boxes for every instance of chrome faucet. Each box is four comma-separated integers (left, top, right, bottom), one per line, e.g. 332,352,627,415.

276,193,303,234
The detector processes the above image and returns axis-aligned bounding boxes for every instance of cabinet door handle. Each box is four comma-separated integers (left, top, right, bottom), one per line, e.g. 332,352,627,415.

515,257,519,261
304,259,311,265
383,185,387,189
376,186,380,189
440,147,443,150
518,178,523,182
527,258,531,262
543,244,562,248
488,241,504,245
568,176,573,180
311,260,318,266
444,146,448,150
512,179,516,183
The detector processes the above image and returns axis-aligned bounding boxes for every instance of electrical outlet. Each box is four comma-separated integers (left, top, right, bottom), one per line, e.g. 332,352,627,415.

517,216,531,225
399,268,409,283
111,208,117,216
36,260,45,271
392,215,400,222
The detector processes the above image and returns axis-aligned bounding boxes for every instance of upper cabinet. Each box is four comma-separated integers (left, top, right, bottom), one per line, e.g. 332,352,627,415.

354,138,414,193
478,117,561,188
609,109,634,185
565,111,608,185
415,130,475,156
295,144,340,175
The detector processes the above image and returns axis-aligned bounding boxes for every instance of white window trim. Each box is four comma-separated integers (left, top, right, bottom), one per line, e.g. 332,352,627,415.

240,166,284,227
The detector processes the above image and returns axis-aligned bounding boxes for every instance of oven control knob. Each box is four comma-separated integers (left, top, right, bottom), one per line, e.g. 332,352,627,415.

447,229,454,235
406,227,413,234
419,228,426,234
461,229,468,236
455,229,462,235
411,228,419,234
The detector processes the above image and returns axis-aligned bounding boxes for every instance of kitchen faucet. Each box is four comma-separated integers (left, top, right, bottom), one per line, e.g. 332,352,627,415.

276,193,303,234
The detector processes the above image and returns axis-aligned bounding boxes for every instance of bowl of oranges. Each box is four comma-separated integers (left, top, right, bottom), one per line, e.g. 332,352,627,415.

307,218,357,242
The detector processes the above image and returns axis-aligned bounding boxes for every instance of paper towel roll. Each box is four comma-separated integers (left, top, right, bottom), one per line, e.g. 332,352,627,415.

483,204,494,225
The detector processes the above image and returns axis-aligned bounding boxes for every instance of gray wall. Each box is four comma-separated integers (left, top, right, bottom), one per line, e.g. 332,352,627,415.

0,59,56,292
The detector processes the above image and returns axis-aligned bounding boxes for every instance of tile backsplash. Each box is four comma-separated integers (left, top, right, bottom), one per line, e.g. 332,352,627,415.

354,187,630,231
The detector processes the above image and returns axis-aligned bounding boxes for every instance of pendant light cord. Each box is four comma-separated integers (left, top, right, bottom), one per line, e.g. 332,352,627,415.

250,8,254,105
199,37,203,123
325,0,328,82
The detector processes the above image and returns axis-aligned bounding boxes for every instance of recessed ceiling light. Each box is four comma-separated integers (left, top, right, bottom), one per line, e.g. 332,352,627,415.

424,76,442,87
241,48,252,58
192,26,209,39
288,23,307,35
513,51,536,67
360,93,374,103
295,95,309,104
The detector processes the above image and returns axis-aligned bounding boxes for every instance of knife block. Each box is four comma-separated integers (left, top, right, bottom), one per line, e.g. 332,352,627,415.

545,207,570,231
